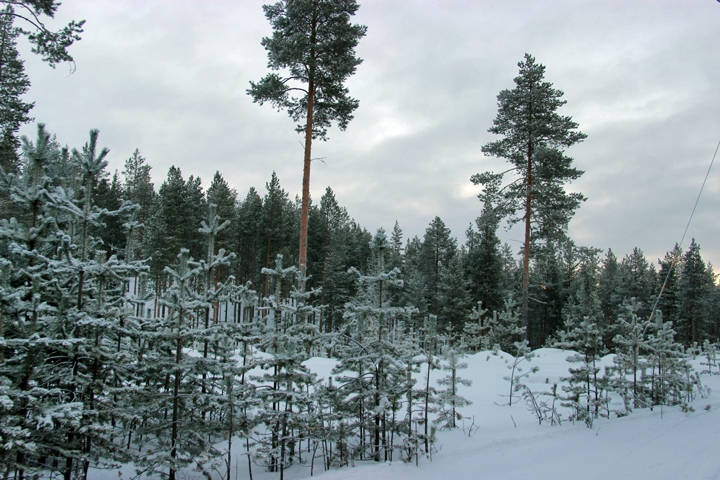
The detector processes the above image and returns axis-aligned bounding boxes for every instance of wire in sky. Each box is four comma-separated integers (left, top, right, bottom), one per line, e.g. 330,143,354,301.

677,139,720,249
646,138,720,326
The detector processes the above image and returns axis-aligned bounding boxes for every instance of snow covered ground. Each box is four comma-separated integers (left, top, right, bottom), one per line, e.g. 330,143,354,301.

306,349,720,480
100,349,720,480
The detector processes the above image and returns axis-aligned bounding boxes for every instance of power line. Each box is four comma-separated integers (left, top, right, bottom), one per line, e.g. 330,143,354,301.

646,138,720,326
677,139,720,249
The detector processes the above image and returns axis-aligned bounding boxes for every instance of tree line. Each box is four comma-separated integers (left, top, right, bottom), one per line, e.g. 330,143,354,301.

1,125,717,479
31,134,718,351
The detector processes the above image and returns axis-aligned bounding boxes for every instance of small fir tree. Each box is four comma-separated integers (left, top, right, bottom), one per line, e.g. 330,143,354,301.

433,347,472,429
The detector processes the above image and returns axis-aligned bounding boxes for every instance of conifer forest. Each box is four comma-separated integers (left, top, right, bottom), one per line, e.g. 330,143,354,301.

1,1,720,479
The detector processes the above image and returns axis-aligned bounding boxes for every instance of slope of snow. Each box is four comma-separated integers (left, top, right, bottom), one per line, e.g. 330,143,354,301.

95,349,720,480
301,349,720,480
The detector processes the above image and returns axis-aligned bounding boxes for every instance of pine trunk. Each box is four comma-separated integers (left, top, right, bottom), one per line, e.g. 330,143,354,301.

521,142,533,343
299,80,315,292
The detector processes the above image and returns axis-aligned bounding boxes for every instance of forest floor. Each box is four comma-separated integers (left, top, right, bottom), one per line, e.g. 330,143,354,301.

97,349,720,480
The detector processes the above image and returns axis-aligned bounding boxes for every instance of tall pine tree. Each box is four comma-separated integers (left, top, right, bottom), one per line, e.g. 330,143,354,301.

248,0,366,288
474,53,586,345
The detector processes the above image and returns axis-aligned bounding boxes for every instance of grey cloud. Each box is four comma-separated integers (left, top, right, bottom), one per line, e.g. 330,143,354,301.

15,0,720,271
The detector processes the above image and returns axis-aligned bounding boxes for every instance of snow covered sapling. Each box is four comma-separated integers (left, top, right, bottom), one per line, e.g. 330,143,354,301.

645,311,698,409
500,340,538,406
646,310,674,407
483,297,524,353
558,315,605,428
420,314,440,454
253,256,325,480
0,125,148,479
433,347,472,429
522,383,562,426
557,252,607,427
612,299,650,412
461,301,487,352
333,228,418,463
700,339,719,375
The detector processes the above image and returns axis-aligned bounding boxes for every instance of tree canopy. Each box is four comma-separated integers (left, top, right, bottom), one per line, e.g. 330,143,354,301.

248,0,367,286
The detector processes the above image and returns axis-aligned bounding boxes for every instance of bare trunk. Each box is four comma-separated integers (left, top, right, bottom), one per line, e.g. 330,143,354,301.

423,353,432,453
299,80,315,292
521,143,532,343
169,299,184,480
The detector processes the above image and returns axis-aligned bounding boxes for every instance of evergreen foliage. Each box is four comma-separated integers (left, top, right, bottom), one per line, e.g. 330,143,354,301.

437,254,472,336
0,113,718,480
248,0,367,285
420,216,456,318
333,229,417,462
611,299,650,411
599,248,620,347
677,239,716,346
0,6,33,174
0,125,143,479
464,188,504,316
433,347,472,429
0,0,84,67
474,53,587,346
121,149,154,261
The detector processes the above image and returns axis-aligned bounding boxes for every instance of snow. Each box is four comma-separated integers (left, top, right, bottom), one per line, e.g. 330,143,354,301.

92,348,720,480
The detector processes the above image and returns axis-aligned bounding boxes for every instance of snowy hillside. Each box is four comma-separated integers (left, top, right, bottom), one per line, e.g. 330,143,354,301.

307,349,720,480
98,349,720,480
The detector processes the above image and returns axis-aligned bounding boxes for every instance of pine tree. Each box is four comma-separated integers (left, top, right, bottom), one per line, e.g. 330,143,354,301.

62,129,137,478
465,186,504,315
557,248,606,426
437,254,472,336
389,221,404,271
500,242,522,300
645,310,696,408
599,248,620,347
0,123,67,479
0,125,143,479
461,301,488,352
474,53,587,344
121,149,154,260
254,255,323,479
612,299,651,411
433,347,472,429
206,171,238,256
482,297,525,353
558,314,604,427
313,187,354,332
236,186,263,289
0,6,33,174
527,240,574,346
0,0,84,171
563,247,604,339
616,247,657,320
420,216,456,318
418,314,439,455
184,174,207,260
259,172,293,297
134,245,235,480
333,229,416,462
0,0,84,68
142,166,207,293
144,167,185,274
248,0,367,286
93,170,126,257
501,340,537,407
677,239,715,346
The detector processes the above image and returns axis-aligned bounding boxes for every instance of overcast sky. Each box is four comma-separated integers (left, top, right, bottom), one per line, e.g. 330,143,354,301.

16,0,720,272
